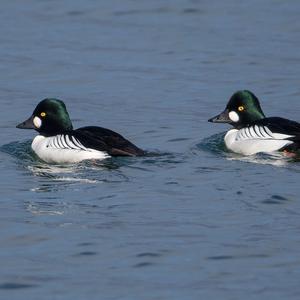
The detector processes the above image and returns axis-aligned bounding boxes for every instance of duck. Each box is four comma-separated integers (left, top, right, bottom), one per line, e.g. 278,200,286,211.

17,98,145,163
208,90,300,155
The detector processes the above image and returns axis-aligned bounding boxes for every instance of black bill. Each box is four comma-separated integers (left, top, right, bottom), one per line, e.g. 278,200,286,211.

208,109,231,123
16,115,35,129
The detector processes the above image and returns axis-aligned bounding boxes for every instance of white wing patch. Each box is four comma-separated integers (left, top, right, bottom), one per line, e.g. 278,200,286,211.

46,135,87,151
31,135,109,163
224,126,295,155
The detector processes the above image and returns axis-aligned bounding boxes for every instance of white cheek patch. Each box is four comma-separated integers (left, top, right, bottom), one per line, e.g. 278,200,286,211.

33,116,42,128
229,111,240,123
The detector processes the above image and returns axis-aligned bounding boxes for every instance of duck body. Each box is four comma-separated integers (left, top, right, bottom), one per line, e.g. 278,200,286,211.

31,134,109,164
17,99,144,164
224,117,299,155
209,91,300,155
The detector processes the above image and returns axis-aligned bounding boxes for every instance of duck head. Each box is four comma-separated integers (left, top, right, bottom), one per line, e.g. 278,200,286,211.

208,90,266,129
17,98,73,136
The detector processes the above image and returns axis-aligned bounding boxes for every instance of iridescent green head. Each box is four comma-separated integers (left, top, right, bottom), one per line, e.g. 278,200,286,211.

208,90,266,128
17,98,73,136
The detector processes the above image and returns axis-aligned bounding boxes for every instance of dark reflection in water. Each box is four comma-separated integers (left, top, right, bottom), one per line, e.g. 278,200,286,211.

73,251,98,256
261,195,290,205
0,283,37,290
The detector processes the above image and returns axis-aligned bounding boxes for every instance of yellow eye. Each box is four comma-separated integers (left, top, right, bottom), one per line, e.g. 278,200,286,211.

40,112,46,117
238,106,244,112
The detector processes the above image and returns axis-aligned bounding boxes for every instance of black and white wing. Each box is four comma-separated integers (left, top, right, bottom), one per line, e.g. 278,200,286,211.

46,134,89,151
256,117,300,141
237,117,300,142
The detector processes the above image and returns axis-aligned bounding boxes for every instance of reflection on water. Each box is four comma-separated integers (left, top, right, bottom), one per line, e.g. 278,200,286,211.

0,283,37,290
226,152,291,167
25,200,66,215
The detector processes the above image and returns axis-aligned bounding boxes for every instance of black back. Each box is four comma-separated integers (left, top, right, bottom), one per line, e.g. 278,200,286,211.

72,126,145,156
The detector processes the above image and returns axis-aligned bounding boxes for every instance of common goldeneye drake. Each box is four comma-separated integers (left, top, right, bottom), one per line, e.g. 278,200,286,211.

17,98,144,163
208,90,300,155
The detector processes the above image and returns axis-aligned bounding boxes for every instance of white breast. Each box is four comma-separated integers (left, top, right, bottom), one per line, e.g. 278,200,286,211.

31,135,110,164
224,125,294,155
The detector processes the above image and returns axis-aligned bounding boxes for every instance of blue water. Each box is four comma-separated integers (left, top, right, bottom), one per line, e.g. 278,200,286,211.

1,1,300,299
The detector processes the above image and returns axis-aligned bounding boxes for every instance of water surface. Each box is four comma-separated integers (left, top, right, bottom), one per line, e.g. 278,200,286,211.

1,1,300,299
